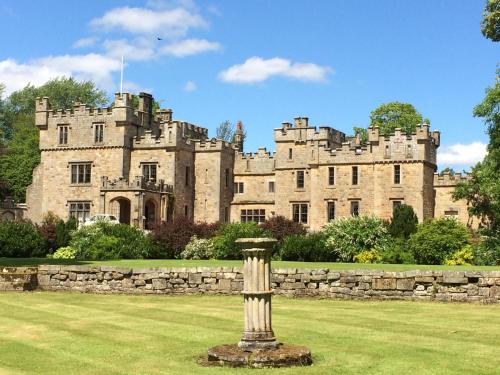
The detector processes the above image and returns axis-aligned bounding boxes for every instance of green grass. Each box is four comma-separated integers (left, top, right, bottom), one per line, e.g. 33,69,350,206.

1,257,499,271
0,292,499,374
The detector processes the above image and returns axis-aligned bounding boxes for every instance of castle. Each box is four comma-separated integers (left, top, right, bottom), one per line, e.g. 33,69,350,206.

21,92,473,230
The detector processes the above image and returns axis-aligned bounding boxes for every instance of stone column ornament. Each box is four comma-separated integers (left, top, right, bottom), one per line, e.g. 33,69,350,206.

237,237,278,351
205,237,312,368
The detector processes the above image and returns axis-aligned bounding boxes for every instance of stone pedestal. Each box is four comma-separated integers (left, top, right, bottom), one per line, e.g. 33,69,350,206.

204,237,312,368
237,238,278,351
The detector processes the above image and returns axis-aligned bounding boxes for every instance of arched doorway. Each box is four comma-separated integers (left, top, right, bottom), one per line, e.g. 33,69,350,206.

144,199,157,229
110,197,131,225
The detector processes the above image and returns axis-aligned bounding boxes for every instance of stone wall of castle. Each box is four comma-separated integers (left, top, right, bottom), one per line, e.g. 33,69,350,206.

3,266,499,303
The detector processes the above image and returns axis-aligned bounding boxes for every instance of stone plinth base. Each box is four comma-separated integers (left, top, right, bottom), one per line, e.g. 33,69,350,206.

204,343,312,368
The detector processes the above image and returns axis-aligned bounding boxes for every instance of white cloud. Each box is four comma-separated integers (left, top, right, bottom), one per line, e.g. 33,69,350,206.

73,37,98,49
90,6,207,37
159,39,221,57
0,54,121,95
438,142,487,166
103,38,156,61
183,80,197,92
219,57,332,83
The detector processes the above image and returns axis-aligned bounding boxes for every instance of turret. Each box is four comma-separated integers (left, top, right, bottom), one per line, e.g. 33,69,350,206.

35,97,50,129
234,121,244,151
138,92,153,128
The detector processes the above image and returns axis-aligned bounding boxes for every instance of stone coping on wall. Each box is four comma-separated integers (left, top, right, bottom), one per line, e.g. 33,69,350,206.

1,265,500,303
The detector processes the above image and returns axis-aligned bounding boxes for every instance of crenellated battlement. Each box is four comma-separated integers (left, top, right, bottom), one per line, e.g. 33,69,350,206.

169,120,208,140
274,117,346,147
100,176,173,193
194,138,234,152
433,172,470,186
133,130,164,146
240,147,276,159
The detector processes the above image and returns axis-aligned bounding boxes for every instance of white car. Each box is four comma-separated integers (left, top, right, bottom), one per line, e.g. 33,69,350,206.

82,214,120,226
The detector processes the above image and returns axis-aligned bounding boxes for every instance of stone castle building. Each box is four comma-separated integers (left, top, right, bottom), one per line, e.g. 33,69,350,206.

24,92,472,230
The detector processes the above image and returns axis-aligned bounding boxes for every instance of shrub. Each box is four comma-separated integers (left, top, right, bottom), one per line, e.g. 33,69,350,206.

389,204,418,239
0,220,46,257
260,216,306,245
51,246,77,259
408,218,470,265
354,249,381,263
55,216,77,249
472,231,500,265
278,232,334,262
323,215,390,262
70,222,160,260
444,245,474,266
212,222,270,260
380,238,415,264
38,211,60,253
151,217,220,258
180,236,214,260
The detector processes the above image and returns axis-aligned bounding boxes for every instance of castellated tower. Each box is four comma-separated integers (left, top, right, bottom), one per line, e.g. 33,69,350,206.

26,92,237,228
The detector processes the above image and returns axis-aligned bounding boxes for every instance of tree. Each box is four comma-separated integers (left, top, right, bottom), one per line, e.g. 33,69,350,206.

453,75,499,231
215,120,247,143
481,0,500,42
439,167,456,176
216,120,235,142
389,204,418,239
352,126,368,143
369,102,428,136
0,114,41,201
0,77,108,201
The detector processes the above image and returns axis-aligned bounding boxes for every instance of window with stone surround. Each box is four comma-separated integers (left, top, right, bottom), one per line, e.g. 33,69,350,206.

58,125,68,145
70,163,91,184
68,201,91,224
234,182,244,194
296,170,305,189
292,203,308,224
185,166,190,186
393,200,402,210
352,166,359,185
268,181,275,193
288,148,293,159
328,167,335,185
241,209,265,223
327,201,335,221
350,201,360,216
94,124,104,143
394,165,401,184
142,163,157,183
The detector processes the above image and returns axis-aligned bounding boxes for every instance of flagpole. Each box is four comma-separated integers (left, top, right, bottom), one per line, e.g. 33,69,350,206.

120,55,124,95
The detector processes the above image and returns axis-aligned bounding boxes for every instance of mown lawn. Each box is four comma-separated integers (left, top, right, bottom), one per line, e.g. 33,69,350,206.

0,293,498,375
1,257,499,271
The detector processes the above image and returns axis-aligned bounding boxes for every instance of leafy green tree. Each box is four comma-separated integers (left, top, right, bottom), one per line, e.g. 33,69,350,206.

0,77,108,201
389,204,418,239
408,218,470,265
369,102,428,136
481,0,500,42
352,126,368,143
0,114,40,201
453,75,499,231
5,77,107,116
439,167,456,176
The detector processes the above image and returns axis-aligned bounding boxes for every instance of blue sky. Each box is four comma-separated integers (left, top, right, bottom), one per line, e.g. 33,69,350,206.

0,0,497,171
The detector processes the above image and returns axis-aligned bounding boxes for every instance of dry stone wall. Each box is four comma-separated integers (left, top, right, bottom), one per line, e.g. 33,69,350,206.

2,266,500,303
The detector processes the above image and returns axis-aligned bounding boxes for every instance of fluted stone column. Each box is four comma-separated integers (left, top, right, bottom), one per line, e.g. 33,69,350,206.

236,238,278,351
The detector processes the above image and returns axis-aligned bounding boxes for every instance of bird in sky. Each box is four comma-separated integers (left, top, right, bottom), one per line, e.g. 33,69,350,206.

157,37,162,41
